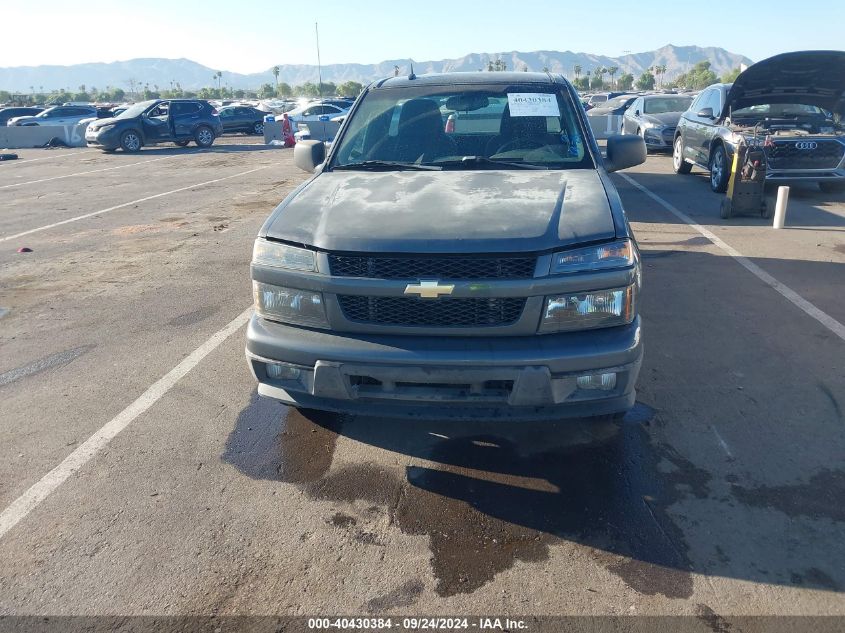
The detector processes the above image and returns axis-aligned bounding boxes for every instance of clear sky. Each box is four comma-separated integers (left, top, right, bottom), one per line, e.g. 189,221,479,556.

3,0,842,72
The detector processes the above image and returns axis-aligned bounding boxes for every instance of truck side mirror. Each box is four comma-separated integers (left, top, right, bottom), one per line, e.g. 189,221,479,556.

294,140,326,173
604,134,646,172
696,107,715,119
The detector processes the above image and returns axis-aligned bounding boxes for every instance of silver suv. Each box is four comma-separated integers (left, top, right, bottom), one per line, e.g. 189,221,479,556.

246,72,646,420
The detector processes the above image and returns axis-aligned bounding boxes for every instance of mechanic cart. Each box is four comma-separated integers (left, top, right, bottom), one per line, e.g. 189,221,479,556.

719,133,774,219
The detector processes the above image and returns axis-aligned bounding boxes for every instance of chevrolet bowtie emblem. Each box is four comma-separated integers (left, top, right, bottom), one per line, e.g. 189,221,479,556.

404,280,455,299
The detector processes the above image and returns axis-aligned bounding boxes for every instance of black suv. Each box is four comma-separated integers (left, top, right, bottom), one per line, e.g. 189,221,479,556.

673,51,845,193
85,99,224,152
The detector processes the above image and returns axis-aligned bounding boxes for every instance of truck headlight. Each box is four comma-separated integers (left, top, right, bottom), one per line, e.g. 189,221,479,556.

551,239,634,274
539,285,636,333
252,238,316,272
253,281,328,328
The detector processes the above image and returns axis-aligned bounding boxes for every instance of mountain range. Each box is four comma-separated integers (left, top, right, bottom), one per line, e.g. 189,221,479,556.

0,44,753,93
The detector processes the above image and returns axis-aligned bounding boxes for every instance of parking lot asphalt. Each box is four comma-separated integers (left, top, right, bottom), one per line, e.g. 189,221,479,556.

0,143,843,619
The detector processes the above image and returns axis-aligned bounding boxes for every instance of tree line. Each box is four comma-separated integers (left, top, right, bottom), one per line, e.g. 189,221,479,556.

0,72,365,106
2,61,742,106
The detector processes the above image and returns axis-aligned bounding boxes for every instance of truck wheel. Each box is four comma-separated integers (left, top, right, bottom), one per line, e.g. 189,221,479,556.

120,130,142,153
174,140,190,147
194,126,215,148
720,197,732,219
252,121,264,135
673,136,692,174
709,145,730,193
819,181,845,194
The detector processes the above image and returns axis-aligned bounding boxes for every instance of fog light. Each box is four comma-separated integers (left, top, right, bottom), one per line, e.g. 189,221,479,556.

266,363,301,380
576,372,617,391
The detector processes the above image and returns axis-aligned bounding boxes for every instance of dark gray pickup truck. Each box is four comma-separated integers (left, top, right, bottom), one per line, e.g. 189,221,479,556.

246,72,646,420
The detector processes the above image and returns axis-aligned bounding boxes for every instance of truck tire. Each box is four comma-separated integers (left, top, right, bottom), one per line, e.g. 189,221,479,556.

709,144,730,193
120,130,142,153
174,140,190,147
673,136,692,174
194,125,215,148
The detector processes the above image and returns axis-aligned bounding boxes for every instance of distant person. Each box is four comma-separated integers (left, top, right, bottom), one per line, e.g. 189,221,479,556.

282,113,295,147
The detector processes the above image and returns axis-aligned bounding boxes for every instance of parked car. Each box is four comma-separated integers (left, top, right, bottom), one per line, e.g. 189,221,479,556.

218,105,267,135
7,105,96,126
246,71,646,421
85,99,223,152
285,101,349,132
78,107,127,129
0,107,44,126
622,94,693,151
587,94,639,117
673,50,845,193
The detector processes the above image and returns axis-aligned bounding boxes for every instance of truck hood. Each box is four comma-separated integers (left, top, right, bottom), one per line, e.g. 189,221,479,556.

263,170,616,254
722,50,845,118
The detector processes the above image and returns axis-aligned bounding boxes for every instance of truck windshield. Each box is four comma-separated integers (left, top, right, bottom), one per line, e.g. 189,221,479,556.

331,84,591,170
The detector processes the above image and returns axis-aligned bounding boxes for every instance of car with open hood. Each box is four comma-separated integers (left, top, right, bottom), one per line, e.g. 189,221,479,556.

245,71,647,421
673,50,845,193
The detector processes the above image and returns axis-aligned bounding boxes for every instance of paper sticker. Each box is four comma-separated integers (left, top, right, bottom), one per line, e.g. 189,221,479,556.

507,93,561,117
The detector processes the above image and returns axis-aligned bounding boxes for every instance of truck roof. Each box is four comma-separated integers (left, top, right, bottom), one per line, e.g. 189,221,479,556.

374,71,565,89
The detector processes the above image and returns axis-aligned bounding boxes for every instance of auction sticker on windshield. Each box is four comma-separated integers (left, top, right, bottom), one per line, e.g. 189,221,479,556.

507,93,560,117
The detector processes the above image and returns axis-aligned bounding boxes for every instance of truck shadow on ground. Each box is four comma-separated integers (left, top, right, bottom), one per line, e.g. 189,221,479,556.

222,393,844,601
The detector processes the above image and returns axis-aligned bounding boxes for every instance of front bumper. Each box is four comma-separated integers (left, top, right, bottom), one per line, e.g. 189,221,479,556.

85,126,121,150
245,315,643,420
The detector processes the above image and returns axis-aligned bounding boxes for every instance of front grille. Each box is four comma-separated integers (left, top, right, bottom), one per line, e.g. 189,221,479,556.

338,296,526,327
662,127,676,139
329,254,536,280
767,140,845,170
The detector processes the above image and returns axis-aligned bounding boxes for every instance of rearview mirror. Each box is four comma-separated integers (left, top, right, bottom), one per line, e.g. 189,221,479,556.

445,95,490,112
294,140,326,173
696,107,715,119
604,134,646,172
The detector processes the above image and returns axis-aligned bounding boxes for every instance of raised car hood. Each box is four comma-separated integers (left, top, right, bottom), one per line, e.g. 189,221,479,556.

722,50,845,118
263,170,615,254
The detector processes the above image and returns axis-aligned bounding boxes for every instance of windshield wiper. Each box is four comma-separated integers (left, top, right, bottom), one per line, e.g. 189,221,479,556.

332,160,441,171
431,156,548,170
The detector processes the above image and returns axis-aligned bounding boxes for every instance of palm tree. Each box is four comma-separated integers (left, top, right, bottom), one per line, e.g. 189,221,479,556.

574,64,582,82
595,66,607,89
213,71,222,90
272,65,280,89
607,66,618,90
659,64,668,88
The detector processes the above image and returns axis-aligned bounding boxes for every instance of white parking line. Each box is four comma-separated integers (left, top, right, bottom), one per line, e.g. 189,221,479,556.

619,173,845,344
0,155,177,190
0,307,252,541
0,165,271,242
1,151,87,165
